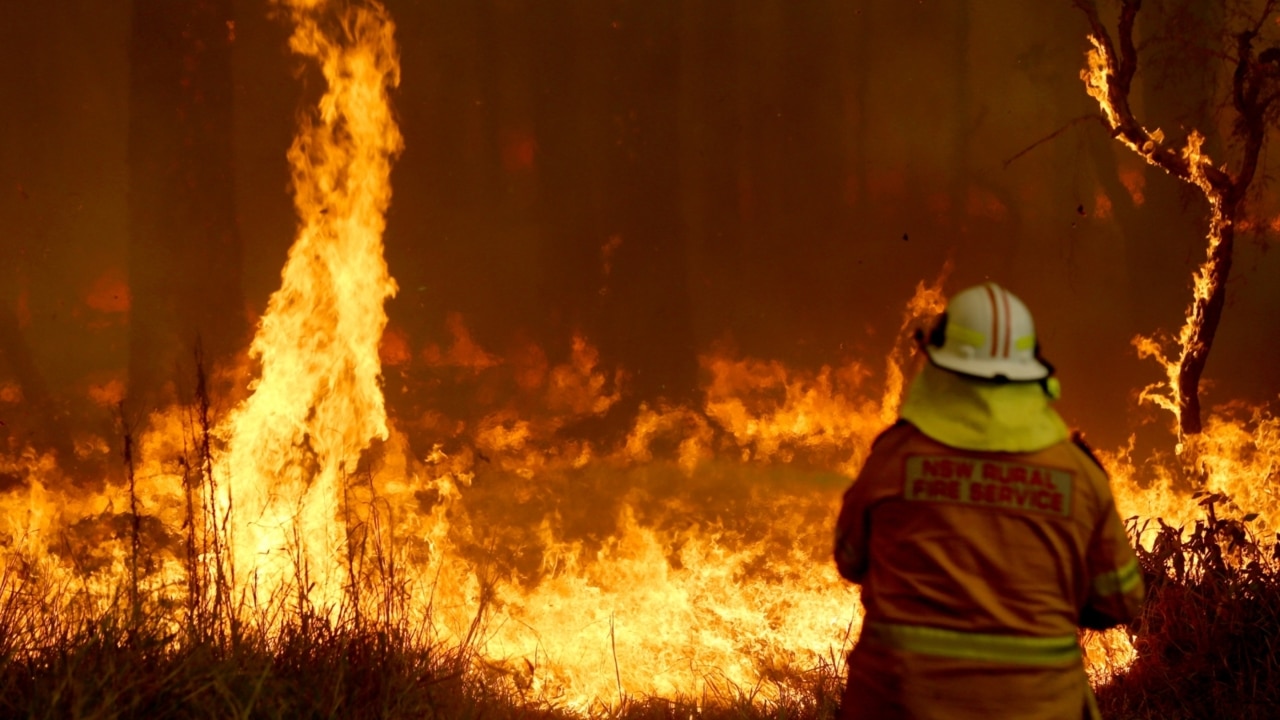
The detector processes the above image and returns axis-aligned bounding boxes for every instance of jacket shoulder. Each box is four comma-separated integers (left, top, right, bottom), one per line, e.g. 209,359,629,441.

1069,431,1108,474
870,419,915,451
1063,431,1120,515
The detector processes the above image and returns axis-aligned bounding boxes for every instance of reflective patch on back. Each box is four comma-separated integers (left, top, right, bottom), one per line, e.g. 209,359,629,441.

903,455,1073,518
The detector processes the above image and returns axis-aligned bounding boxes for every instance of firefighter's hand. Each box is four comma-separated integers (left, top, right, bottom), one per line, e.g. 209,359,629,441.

1079,605,1120,631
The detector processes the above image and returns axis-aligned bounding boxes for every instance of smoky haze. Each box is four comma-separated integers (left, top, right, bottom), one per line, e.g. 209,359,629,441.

3,0,1280,460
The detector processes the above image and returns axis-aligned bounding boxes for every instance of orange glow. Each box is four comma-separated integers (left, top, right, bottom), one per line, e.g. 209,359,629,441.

965,186,1007,222
423,311,501,370
601,234,623,283
0,383,21,404
87,378,126,407
1093,189,1113,219
85,268,131,314
1119,167,1146,206
15,287,31,328
379,324,412,367
501,127,537,172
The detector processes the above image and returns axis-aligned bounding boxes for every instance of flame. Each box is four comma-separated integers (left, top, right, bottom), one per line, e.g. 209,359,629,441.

878,263,950,425
213,0,403,612
379,324,412,367
1078,35,1267,678
6,12,1280,716
5,280,1280,710
1082,35,1228,445
0,275,948,710
1080,397,1280,680
422,312,501,371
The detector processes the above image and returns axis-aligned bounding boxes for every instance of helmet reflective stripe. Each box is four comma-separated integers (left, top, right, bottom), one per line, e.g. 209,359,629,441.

983,283,1008,359
925,282,1051,382
983,282,1016,359
998,285,1012,358
945,323,985,350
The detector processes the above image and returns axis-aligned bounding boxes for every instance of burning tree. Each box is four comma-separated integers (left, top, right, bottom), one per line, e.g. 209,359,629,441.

1074,0,1280,440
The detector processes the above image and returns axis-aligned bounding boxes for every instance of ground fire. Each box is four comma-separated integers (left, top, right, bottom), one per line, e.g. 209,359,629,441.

4,1,1280,717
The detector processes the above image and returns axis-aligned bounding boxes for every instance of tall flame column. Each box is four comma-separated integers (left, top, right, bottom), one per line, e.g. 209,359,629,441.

216,0,402,611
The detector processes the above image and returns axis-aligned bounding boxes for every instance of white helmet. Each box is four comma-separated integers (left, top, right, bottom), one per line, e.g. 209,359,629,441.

923,282,1051,382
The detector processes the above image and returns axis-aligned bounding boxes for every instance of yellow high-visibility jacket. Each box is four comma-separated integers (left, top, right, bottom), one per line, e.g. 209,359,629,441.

834,421,1144,720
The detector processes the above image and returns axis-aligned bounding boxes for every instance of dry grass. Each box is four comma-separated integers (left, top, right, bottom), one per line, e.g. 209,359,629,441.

0,373,1273,718
3,492,1277,719
10,496,1277,720
0,598,843,720
1093,493,1280,720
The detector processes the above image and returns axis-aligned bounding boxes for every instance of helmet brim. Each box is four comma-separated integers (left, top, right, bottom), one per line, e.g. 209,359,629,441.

925,347,1052,382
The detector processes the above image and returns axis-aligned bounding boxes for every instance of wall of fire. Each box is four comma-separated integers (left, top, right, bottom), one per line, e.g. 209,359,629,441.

3,0,1280,461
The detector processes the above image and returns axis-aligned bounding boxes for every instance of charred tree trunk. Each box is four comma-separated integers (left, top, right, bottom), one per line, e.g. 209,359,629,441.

1178,214,1234,433
1076,0,1278,439
127,0,243,412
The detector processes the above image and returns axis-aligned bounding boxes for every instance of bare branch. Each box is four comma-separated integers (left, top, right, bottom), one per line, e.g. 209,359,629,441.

1226,26,1280,205
1002,114,1107,169
1078,0,1232,194
1233,30,1256,117
1250,0,1279,35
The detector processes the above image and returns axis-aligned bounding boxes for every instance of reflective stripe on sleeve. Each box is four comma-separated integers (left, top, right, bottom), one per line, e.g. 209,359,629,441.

864,621,1081,666
1092,558,1142,597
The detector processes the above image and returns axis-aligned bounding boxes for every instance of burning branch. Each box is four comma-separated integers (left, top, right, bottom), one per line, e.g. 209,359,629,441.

1075,0,1280,440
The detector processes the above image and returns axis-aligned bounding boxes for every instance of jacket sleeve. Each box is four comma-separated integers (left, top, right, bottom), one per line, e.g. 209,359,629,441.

833,469,875,583
1080,480,1145,630
833,426,903,583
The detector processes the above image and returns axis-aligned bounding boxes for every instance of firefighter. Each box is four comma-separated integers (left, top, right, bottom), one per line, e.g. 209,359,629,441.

833,282,1144,720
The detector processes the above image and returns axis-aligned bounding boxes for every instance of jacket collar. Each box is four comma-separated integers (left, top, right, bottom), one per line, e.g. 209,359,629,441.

898,362,1068,453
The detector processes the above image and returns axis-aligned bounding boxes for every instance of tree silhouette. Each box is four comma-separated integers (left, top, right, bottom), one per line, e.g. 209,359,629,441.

1074,0,1280,439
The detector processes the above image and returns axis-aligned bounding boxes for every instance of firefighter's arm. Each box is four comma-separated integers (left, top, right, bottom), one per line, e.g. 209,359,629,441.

833,441,898,583
1080,495,1145,630
833,475,874,583
834,423,908,583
